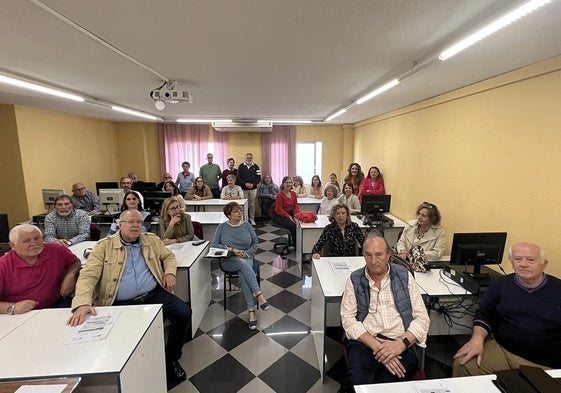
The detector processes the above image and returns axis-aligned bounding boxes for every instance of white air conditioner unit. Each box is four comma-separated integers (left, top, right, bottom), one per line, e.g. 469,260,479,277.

212,121,273,132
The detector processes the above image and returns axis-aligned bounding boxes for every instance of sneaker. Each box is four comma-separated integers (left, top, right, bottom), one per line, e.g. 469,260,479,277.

249,218,256,225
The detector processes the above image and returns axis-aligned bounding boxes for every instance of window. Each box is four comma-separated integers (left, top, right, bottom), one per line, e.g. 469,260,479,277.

296,142,322,184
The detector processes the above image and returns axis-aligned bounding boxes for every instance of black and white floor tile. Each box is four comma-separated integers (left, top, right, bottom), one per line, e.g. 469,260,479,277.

170,223,452,393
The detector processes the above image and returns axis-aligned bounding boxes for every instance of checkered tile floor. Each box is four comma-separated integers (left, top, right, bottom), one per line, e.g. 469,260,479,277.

169,223,346,393
170,223,452,392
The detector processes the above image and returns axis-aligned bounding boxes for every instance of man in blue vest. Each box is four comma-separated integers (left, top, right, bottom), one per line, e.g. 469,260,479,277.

340,236,429,388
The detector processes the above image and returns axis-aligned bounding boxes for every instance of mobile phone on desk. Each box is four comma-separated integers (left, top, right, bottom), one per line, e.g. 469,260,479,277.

192,240,206,246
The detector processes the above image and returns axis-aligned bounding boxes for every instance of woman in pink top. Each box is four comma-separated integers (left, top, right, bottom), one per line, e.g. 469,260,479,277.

359,166,385,203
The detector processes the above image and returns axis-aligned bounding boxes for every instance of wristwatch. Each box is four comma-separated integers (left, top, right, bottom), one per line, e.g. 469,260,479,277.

401,336,411,348
7,304,15,315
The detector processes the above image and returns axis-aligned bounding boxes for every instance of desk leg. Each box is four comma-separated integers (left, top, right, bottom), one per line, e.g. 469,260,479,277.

119,308,167,392
187,259,211,337
296,222,303,278
311,264,326,381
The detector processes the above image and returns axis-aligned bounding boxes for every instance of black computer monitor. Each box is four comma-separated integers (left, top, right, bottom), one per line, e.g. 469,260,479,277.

449,232,507,276
361,195,391,217
143,191,172,215
134,181,157,194
96,181,119,195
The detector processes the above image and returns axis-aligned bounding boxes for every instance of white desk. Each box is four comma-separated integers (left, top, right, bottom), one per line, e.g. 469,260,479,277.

185,198,248,220
297,197,321,212
188,211,228,241
353,370,561,392
0,305,166,393
167,240,211,337
311,257,473,380
296,214,407,277
70,240,97,266
0,310,38,340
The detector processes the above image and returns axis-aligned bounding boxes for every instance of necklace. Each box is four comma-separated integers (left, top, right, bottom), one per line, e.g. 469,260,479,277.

227,220,243,227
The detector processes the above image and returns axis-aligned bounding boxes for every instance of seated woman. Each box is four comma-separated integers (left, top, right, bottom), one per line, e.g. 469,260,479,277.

396,201,446,262
274,176,300,242
312,204,365,259
338,182,361,214
318,184,340,214
221,174,244,200
358,166,385,203
292,176,308,198
307,175,324,199
257,174,279,220
159,197,195,245
108,191,151,235
184,176,213,200
163,180,186,212
325,172,341,193
344,162,365,195
211,202,270,330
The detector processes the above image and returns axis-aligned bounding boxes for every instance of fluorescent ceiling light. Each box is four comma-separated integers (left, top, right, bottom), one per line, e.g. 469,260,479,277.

439,0,552,61
325,108,347,122
176,118,224,123
0,74,84,102
356,79,400,105
258,119,313,124
111,105,160,120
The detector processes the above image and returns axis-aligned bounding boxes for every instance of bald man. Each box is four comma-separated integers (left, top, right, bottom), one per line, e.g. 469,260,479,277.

0,224,81,315
453,242,561,375
70,182,101,215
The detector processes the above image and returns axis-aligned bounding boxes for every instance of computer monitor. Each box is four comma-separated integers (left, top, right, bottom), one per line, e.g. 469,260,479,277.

96,181,119,195
135,181,157,194
361,194,391,218
450,232,507,276
144,191,172,215
42,189,65,211
99,189,124,214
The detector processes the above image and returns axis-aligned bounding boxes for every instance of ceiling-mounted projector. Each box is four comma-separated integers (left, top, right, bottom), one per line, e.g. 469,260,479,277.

150,81,192,110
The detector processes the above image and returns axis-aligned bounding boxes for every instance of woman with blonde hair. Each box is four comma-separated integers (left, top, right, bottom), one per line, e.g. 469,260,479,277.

159,197,195,245
292,176,308,198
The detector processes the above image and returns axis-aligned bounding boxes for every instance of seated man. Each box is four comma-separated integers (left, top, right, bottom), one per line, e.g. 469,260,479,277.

70,182,101,215
341,236,429,388
156,173,173,191
1,224,81,314
68,209,191,386
453,242,561,375
44,194,90,247
119,176,132,193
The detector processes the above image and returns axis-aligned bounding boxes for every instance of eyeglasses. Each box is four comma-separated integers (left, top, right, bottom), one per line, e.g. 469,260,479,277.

169,206,180,210
73,187,86,191
422,202,435,209
120,220,143,225
164,176,172,179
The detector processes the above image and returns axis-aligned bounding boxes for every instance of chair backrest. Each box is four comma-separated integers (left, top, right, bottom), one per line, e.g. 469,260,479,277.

192,221,203,240
389,253,414,277
89,223,101,241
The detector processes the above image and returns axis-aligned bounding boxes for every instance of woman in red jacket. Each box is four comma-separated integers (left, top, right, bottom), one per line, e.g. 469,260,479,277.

359,166,385,203
274,176,300,241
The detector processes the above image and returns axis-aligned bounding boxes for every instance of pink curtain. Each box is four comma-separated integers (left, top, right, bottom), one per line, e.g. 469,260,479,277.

262,125,296,185
212,129,228,170
158,123,210,179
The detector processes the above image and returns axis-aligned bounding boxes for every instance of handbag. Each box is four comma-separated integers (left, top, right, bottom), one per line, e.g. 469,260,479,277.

408,245,429,273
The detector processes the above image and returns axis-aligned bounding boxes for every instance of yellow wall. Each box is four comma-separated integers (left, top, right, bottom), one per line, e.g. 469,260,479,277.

116,122,160,182
353,57,561,278
226,132,263,168
0,105,29,226
13,106,120,216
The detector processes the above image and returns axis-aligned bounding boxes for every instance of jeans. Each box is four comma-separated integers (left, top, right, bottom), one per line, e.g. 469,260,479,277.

221,256,260,310
347,339,418,385
114,286,192,362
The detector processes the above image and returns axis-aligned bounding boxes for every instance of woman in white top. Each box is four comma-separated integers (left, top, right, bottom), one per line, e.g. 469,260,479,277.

308,175,324,199
292,176,308,198
318,184,340,214
221,174,244,199
396,201,446,261
338,182,361,214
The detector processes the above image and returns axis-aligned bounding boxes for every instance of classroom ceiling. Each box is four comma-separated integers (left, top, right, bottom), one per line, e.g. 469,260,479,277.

1,0,561,124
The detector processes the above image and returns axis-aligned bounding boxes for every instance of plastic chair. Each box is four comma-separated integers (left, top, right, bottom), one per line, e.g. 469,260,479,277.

270,203,294,255
192,220,203,240
218,257,260,310
89,223,101,241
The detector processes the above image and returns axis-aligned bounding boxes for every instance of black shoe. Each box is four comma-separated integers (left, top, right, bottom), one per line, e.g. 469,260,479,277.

166,360,187,390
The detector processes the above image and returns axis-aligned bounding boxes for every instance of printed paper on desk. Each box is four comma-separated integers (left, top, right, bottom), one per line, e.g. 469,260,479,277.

65,310,121,344
207,247,229,257
412,379,454,393
329,260,352,274
16,385,67,393
167,243,186,251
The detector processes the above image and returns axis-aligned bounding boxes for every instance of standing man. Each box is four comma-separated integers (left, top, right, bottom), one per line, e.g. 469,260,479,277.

237,153,261,225
176,161,195,195
199,153,221,198
453,242,561,375
67,209,191,386
1,224,81,314
70,182,101,215
221,158,237,189
340,236,429,388
44,194,90,247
